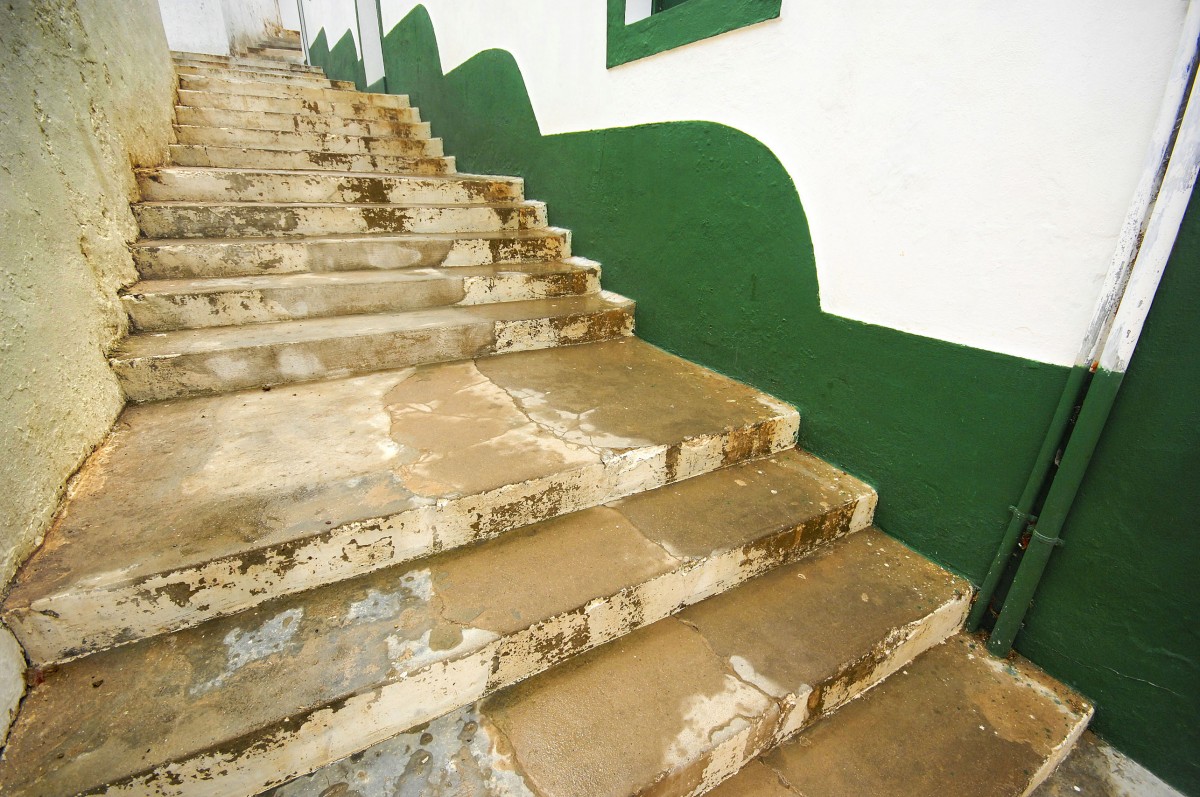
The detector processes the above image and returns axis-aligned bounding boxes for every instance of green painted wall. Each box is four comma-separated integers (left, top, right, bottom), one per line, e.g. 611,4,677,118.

308,29,367,92
1015,188,1200,794
316,7,1197,792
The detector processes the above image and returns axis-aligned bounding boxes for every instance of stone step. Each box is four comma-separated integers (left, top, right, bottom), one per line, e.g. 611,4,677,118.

4,337,799,664
176,89,418,120
262,529,969,797
171,58,323,80
138,167,521,205
179,74,373,102
122,259,601,331
173,125,443,157
171,51,322,74
169,143,452,174
109,291,634,401
174,106,431,138
709,635,1092,797
0,451,867,797
174,64,339,88
135,200,545,239
246,46,306,64
132,229,572,280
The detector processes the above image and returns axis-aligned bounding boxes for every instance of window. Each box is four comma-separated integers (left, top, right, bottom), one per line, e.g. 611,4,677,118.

606,0,782,68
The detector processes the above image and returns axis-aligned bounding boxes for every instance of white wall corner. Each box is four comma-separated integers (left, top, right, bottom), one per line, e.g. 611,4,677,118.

0,624,25,747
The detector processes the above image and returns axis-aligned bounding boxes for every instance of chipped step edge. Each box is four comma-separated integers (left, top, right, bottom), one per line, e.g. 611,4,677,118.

261,534,960,797
7,413,801,666
133,202,546,240
130,229,573,280
120,263,603,332
46,482,872,797
679,593,972,797
109,298,635,402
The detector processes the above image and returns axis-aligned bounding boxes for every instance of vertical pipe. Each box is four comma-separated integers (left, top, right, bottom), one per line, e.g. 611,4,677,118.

296,0,311,65
987,25,1200,654
971,0,1200,641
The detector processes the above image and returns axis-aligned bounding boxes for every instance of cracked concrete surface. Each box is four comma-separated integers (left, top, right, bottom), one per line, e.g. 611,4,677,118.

0,449,866,797
260,529,966,797
711,634,1092,797
5,338,799,664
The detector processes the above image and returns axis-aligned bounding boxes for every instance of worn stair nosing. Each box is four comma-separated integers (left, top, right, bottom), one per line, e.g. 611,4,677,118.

5,364,799,663
120,258,603,331
131,228,572,280
262,530,968,797
0,457,874,796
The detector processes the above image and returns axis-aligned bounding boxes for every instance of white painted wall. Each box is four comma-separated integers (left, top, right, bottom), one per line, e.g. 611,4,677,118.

158,0,282,55
159,0,230,54
317,1,1186,366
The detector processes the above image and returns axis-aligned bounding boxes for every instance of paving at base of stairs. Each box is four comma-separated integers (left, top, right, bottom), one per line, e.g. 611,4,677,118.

0,48,1102,797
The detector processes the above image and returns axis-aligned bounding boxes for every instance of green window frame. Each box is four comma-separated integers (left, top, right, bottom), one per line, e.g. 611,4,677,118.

606,0,783,68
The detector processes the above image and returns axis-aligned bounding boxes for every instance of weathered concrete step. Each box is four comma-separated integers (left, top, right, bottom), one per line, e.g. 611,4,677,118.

174,125,443,157
123,258,601,331
247,46,306,64
171,51,322,74
0,451,869,797
174,64,339,88
179,75,386,104
133,229,572,280
171,57,323,79
263,529,969,797
169,143,452,174
135,200,546,239
177,88,418,121
179,72,353,94
4,337,798,664
138,167,521,205
709,635,1092,797
175,105,430,137
110,291,633,401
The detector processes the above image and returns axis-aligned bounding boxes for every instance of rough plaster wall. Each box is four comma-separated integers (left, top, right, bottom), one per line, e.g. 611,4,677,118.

0,0,174,620
223,0,283,52
159,0,230,55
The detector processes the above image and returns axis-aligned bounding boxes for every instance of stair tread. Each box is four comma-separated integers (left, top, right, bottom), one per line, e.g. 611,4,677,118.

5,338,798,659
140,166,511,182
113,291,620,358
710,635,1092,797
174,123,434,142
124,259,596,296
131,227,568,249
261,529,969,797
0,452,870,797
136,200,533,210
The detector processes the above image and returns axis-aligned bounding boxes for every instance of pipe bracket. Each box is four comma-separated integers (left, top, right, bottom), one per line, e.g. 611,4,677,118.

1009,505,1039,524
1030,528,1065,548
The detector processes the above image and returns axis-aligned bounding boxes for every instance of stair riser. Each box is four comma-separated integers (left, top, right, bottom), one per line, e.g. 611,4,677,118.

10,409,798,666
98,524,971,797
112,302,630,401
138,170,521,205
246,47,306,63
134,233,571,280
171,61,323,80
168,144,452,174
174,126,442,157
177,89,417,120
172,54,321,74
135,203,546,239
179,76,389,104
124,269,600,331
17,445,830,797
174,106,430,137
175,66,336,88
265,590,967,797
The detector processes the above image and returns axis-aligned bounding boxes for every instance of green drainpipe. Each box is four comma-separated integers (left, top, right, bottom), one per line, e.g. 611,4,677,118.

965,365,1088,632
986,368,1124,655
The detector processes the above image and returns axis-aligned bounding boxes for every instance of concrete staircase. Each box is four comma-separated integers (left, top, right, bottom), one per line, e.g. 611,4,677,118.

0,52,1091,797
